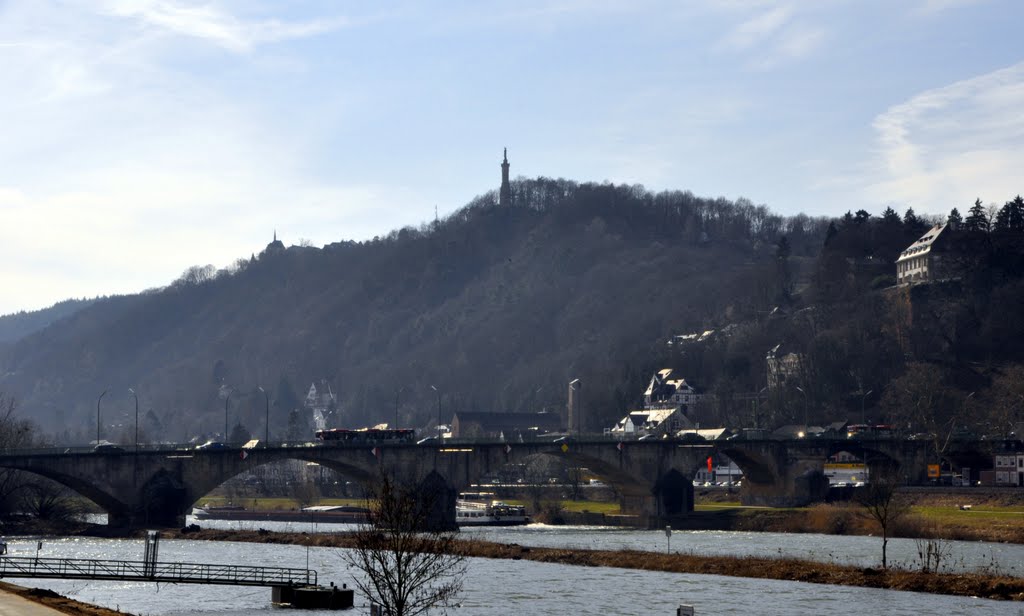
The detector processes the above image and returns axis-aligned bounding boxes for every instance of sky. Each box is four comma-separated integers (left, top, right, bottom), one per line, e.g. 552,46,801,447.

2,0,1023,316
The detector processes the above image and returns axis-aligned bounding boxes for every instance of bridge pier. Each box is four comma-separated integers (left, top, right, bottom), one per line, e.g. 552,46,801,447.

415,471,458,532
740,468,829,507
652,469,694,515
723,442,831,508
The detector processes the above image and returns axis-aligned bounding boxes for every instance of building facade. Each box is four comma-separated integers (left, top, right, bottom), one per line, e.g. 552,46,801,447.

896,224,950,284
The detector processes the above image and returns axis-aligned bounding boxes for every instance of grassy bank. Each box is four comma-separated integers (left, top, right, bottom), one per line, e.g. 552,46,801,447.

539,490,1024,543
689,495,1024,543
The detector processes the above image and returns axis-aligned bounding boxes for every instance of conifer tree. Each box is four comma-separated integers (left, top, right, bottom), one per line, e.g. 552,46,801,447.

881,207,901,226
824,221,839,245
993,195,1024,232
902,208,922,230
947,207,963,229
964,199,990,233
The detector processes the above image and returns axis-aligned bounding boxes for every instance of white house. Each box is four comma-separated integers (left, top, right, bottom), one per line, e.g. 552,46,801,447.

643,369,703,408
994,454,1024,486
609,408,693,438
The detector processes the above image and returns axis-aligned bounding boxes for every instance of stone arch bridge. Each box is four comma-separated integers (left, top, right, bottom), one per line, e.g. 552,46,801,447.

0,438,936,528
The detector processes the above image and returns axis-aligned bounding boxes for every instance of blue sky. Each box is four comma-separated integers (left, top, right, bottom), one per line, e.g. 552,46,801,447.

2,0,1023,315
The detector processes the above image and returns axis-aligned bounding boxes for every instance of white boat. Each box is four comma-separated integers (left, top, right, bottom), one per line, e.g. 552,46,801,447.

456,499,529,527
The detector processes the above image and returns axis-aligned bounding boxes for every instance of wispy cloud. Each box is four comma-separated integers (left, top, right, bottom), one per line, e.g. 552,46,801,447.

866,61,1024,211
719,6,792,52
715,3,826,69
101,0,349,53
912,0,985,16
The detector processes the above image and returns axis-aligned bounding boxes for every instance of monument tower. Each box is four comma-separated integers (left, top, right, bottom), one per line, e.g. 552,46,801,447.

499,147,513,206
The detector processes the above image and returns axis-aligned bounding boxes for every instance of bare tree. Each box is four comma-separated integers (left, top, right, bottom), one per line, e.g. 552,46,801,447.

0,394,44,515
342,472,466,616
21,480,83,523
288,479,321,510
856,463,909,569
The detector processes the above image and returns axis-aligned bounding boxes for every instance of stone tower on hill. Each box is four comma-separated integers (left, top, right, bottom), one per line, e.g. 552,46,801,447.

499,148,513,206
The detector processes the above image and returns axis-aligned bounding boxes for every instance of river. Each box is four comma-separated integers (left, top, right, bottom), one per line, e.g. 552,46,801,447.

1,519,1021,615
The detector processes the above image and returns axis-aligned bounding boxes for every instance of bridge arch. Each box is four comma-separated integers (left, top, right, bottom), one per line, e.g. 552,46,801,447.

0,438,938,528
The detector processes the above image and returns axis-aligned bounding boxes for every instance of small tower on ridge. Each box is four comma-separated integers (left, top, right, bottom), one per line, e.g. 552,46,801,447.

499,147,513,206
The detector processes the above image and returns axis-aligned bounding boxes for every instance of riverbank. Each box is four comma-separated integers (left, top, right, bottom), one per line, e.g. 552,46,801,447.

0,581,132,616
541,489,1024,543
156,527,1024,602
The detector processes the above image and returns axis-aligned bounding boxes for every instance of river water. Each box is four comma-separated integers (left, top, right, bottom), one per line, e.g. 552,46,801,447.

2,519,1022,615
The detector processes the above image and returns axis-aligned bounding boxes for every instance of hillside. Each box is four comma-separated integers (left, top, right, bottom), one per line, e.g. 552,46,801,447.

0,179,826,443
5,181,1022,448
0,299,95,344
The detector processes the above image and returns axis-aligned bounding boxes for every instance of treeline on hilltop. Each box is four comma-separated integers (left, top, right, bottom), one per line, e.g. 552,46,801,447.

0,298,96,344
1,181,1023,447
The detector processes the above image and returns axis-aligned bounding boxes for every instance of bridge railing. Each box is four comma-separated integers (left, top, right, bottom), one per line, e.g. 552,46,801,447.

0,557,316,587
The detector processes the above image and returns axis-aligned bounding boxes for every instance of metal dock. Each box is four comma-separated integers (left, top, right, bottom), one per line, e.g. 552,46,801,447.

0,556,316,587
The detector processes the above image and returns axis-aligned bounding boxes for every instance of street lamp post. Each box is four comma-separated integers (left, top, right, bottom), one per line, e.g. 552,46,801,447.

755,386,768,430
129,388,139,452
861,389,873,425
258,387,270,445
224,391,231,443
569,379,582,437
795,386,808,428
96,390,107,445
962,391,975,430
430,385,441,440
576,383,582,436
395,387,404,431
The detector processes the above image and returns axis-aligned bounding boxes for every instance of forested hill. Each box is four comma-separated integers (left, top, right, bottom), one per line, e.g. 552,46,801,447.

0,178,828,443
0,298,96,344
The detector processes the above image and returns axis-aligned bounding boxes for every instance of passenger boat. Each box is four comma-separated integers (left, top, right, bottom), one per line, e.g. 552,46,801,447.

455,499,529,527
191,504,370,524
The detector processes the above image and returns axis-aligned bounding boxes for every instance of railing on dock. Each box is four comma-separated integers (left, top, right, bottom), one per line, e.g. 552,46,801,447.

0,557,316,587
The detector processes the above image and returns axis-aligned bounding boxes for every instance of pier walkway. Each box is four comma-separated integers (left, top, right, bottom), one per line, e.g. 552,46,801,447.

0,556,316,587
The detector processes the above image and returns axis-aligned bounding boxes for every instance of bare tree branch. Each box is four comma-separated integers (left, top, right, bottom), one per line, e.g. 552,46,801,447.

341,472,466,616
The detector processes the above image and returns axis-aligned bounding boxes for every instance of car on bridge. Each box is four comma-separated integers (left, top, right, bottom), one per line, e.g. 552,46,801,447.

92,443,124,454
195,441,228,451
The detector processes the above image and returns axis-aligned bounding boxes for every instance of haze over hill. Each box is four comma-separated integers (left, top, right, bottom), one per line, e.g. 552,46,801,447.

2,179,1023,448
0,178,825,442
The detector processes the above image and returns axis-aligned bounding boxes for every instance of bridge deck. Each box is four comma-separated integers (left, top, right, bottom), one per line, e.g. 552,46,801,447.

0,557,316,587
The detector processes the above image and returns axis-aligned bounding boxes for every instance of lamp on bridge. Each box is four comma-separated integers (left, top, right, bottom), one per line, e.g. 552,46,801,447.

96,390,107,446
569,379,582,437
860,389,873,425
258,386,270,445
430,385,441,440
795,386,808,429
395,386,404,431
755,386,768,430
224,391,231,443
128,388,139,451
